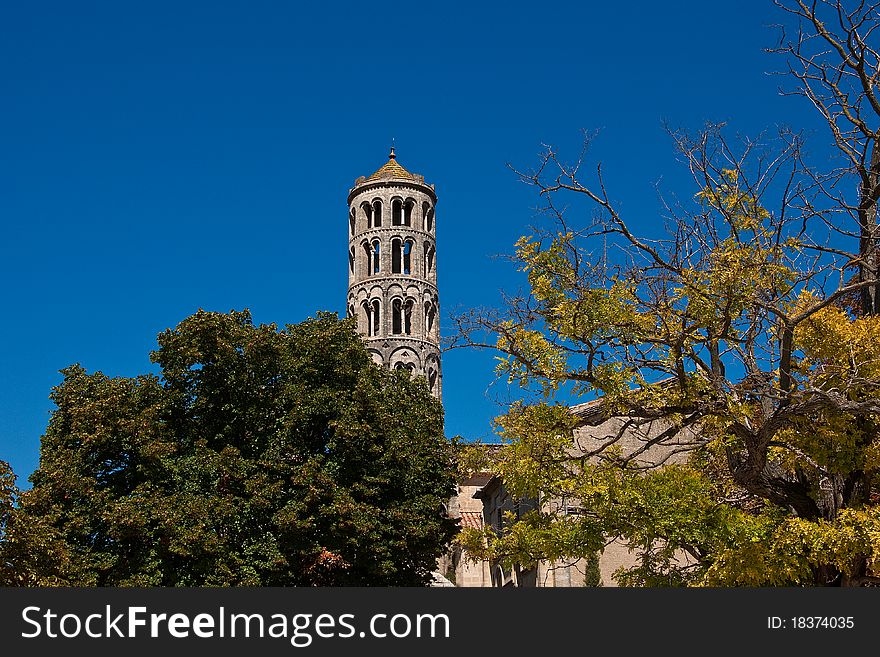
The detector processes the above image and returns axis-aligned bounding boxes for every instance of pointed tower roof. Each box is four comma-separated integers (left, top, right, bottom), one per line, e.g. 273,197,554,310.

365,146,419,182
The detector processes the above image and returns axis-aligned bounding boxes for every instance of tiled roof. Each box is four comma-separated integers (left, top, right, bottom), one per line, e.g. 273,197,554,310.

459,472,494,487
364,147,419,182
570,378,679,426
570,397,606,425
459,511,484,530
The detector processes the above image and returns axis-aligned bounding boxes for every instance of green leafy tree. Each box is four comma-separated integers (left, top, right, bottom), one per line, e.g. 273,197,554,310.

0,460,18,584
0,461,15,535
453,1,880,587
0,459,74,586
4,310,456,586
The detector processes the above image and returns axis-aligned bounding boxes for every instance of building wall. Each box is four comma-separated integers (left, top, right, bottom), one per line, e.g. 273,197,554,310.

452,408,697,587
445,476,493,587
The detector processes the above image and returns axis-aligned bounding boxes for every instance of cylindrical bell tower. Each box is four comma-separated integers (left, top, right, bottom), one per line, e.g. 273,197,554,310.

346,148,441,398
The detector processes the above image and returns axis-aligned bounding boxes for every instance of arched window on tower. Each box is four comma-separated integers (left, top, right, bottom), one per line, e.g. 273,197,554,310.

371,240,380,274
364,299,381,337
372,200,382,227
392,298,403,334
362,241,371,276
349,246,355,275
403,240,412,275
362,301,371,335
392,199,403,226
424,244,435,276
371,299,380,336
427,366,438,395
347,303,355,319
424,204,434,232
349,208,356,235
404,299,413,335
425,301,436,335
362,201,373,229
403,200,414,226
395,362,415,375
391,238,402,274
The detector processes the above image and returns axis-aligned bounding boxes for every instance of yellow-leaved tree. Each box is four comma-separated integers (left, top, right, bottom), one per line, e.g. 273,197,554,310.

452,0,880,586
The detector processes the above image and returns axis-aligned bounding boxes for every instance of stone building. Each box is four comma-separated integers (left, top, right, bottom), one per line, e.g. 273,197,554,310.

443,400,695,587
346,148,441,397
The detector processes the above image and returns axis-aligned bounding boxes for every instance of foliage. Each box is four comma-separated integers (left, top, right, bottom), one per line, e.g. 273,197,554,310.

1,310,456,586
453,1,880,587
0,461,15,535
0,460,18,585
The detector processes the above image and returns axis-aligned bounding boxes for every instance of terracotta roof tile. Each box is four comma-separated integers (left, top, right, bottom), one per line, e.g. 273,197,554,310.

459,511,484,530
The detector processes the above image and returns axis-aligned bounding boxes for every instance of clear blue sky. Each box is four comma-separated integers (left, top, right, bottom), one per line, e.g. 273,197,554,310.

1,1,824,486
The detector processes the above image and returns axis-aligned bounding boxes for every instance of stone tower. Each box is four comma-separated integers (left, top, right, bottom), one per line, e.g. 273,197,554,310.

346,148,441,398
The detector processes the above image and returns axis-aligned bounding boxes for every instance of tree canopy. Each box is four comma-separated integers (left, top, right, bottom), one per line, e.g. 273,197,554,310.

454,0,880,586
1,310,456,586
0,461,15,521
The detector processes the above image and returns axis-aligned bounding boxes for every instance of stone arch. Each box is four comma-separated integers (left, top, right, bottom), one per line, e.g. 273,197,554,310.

423,203,434,232
391,297,403,334
360,300,371,336
372,198,383,228
370,298,381,336
368,284,385,308
391,236,403,274
390,346,421,372
360,239,371,277
424,299,437,336
403,238,413,274
403,297,414,334
370,239,380,275
361,298,381,337
425,353,440,395
494,565,506,588
403,197,415,226
347,295,357,328
391,196,404,226
424,241,435,276
389,295,414,335
422,290,440,340
404,284,421,333
367,349,384,367
361,200,373,229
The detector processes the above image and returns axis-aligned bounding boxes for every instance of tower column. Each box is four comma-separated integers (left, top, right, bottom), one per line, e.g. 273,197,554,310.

347,148,441,398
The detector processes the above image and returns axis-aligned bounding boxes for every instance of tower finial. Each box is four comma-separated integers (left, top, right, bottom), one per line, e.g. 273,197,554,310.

389,138,395,160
